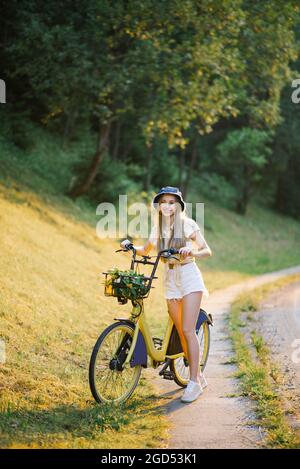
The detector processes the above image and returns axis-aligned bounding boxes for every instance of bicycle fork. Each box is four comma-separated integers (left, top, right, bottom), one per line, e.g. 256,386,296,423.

110,320,141,369
124,323,140,365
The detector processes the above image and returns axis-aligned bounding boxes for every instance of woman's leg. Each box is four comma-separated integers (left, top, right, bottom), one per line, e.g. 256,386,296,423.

182,291,203,383
166,298,188,358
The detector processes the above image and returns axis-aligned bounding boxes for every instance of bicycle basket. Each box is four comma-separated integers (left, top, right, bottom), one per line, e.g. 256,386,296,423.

103,268,150,301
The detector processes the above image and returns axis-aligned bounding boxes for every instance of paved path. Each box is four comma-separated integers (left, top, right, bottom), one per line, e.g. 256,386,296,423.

146,265,300,449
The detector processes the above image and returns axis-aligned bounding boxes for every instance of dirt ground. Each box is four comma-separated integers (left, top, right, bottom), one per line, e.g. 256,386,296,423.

146,265,300,449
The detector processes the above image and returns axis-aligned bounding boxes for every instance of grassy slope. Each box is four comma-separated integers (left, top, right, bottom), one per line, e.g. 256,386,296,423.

0,136,300,448
0,183,171,448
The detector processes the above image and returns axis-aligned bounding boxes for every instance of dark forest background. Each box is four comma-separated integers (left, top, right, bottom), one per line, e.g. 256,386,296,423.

1,0,300,219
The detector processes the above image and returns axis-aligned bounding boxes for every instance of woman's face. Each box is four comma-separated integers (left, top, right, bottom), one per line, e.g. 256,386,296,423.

158,194,179,218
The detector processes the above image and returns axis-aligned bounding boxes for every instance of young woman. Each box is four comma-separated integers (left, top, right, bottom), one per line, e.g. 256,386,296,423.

120,186,212,403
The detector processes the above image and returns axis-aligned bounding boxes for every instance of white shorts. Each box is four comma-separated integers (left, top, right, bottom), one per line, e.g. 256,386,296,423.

164,261,209,300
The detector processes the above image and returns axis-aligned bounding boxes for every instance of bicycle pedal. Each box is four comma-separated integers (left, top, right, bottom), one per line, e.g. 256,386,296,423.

158,358,171,376
161,370,175,380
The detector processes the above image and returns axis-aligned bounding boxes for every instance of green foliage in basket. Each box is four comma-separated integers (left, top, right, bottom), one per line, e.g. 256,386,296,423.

104,268,149,300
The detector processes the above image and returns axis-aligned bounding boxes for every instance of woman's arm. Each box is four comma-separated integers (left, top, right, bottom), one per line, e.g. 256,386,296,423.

133,239,153,256
189,230,212,259
120,239,153,256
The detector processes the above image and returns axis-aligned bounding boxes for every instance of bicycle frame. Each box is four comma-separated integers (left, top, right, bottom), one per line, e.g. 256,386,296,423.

112,246,213,369
122,300,183,366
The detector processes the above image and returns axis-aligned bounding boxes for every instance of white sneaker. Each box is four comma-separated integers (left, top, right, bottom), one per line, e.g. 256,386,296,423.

181,380,203,403
200,374,208,389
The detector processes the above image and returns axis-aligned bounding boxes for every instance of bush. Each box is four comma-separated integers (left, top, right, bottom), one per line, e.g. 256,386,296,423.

89,154,142,204
197,172,237,209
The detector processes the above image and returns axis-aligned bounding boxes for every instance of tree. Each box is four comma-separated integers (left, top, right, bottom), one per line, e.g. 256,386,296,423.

3,0,245,197
217,128,273,214
2,0,299,208
235,0,299,127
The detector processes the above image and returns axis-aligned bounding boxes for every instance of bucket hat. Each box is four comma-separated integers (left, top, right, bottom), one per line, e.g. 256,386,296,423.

152,186,185,211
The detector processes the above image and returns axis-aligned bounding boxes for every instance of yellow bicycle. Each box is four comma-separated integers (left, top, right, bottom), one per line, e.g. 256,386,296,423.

89,244,213,404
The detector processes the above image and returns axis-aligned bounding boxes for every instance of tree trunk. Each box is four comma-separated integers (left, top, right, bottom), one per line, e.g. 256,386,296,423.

274,174,285,213
145,143,153,191
67,122,111,199
182,138,197,199
120,142,133,161
179,149,186,190
235,165,250,215
62,112,74,148
235,195,247,215
112,120,121,160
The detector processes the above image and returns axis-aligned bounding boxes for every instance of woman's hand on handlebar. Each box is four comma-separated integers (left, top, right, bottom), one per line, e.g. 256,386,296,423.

178,246,193,259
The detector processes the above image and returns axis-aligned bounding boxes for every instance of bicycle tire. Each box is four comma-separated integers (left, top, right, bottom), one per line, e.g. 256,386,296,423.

170,321,211,388
89,321,142,404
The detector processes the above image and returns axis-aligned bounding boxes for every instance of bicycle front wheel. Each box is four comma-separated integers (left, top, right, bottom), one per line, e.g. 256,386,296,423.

89,321,142,404
170,321,210,387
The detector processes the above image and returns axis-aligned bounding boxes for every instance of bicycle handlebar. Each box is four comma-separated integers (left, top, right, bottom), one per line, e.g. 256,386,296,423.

115,245,179,257
164,247,179,255
113,244,181,292
115,243,135,254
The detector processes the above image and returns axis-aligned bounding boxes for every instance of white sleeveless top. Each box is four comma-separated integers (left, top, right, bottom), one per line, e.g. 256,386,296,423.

148,216,200,260
148,217,202,286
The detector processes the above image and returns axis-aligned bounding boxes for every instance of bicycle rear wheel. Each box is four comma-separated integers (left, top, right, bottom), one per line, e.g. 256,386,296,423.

89,321,142,404
170,321,210,387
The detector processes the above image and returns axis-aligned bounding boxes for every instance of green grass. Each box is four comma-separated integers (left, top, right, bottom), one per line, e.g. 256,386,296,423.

228,275,300,448
0,395,165,449
1,131,300,292
0,184,170,448
0,131,300,448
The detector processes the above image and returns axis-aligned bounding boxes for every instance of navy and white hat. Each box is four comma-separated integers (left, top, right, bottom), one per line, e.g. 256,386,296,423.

152,186,186,211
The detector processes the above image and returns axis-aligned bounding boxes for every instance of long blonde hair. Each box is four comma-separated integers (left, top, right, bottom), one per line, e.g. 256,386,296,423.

152,198,187,262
